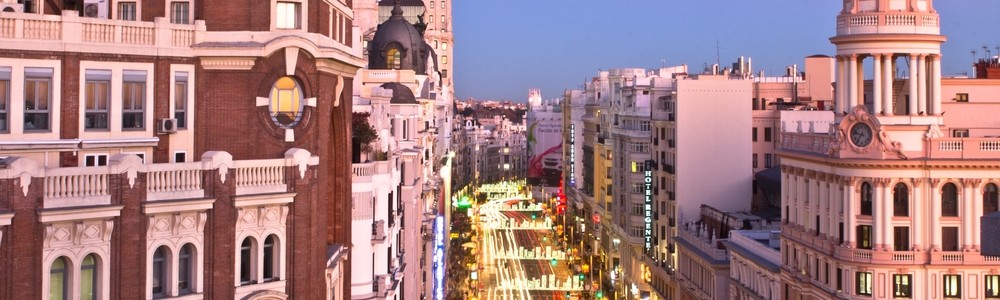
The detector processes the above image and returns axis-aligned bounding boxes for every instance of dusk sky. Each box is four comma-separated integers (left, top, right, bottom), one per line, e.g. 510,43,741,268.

452,0,1000,102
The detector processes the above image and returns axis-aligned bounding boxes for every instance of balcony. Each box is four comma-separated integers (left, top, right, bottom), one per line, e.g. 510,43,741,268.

928,138,1000,159
0,11,204,57
352,160,392,184
26,149,315,209
835,12,940,36
779,132,833,155
675,227,728,262
372,220,387,242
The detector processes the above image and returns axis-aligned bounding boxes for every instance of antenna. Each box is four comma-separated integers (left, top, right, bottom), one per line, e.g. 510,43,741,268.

715,40,721,66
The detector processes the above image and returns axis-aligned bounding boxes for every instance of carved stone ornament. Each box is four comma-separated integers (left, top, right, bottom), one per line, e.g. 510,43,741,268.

925,123,945,139
832,105,907,159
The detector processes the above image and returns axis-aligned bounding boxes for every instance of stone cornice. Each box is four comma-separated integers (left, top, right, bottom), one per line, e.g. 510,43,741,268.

200,57,256,70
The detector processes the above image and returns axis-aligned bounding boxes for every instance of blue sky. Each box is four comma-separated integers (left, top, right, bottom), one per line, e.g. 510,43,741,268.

452,0,1000,102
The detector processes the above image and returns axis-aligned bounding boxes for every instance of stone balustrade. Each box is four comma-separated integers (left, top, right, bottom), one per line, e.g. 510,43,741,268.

836,12,939,35
0,148,318,208
0,10,205,56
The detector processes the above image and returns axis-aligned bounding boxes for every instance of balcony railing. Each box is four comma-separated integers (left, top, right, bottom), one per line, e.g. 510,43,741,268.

4,149,317,209
836,12,940,35
929,138,1000,159
0,11,205,56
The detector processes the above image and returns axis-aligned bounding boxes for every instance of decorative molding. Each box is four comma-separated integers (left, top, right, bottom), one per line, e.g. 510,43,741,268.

316,59,361,77
963,178,983,187
201,151,233,184
334,75,344,107
200,57,256,70
925,123,945,139
284,47,300,76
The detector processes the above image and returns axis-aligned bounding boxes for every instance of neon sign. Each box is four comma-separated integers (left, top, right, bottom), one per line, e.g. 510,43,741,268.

433,216,445,300
643,160,653,251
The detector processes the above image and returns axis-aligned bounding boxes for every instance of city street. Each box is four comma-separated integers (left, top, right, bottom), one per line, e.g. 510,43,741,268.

476,197,581,300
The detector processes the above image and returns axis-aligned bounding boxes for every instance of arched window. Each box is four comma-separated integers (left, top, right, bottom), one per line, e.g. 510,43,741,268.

239,238,254,285
893,183,909,217
81,254,98,300
178,244,194,294
268,76,304,128
152,247,168,297
387,48,401,69
861,182,873,216
942,183,959,217
263,235,277,282
985,183,999,214
50,257,68,300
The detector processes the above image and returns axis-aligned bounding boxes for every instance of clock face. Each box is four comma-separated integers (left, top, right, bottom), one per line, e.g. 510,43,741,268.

850,123,873,147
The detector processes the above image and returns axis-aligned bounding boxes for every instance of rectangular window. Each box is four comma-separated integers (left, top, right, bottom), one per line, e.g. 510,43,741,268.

956,93,969,102
987,275,1000,298
944,274,961,298
117,2,136,20
752,127,758,142
24,68,53,132
764,154,773,168
441,1,445,9
122,71,146,130
752,153,758,168
84,70,111,130
856,272,873,296
857,225,873,249
0,67,9,132
836,268,843,291
442,55,448,65
953,129,970,138
894,226,910,251
764,127,773,142
276,2,301,29
170,1,190,24
429,1,434,8
84,154,109,167
943,227,959,252
893,274,912,298
442,42,448,51
174,72,188,129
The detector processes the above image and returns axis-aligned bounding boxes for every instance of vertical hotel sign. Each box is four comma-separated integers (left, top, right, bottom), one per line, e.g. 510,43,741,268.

569,124,576,187
643,160,654,251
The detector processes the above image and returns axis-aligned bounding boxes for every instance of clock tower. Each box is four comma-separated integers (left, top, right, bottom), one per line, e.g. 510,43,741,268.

830,0,945,159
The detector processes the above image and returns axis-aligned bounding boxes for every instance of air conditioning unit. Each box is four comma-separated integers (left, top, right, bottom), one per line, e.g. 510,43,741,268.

0,3,24,13
158,118,178,134
82,0,107,18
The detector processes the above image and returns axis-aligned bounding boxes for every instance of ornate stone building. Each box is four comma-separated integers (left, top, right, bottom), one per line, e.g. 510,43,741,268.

0,0,363,299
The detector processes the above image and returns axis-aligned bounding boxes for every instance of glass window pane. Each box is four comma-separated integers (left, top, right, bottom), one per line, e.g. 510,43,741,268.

81,255,97,300
50,258,67,300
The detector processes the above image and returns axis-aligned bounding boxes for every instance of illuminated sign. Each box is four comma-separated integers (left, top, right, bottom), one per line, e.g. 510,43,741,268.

643,160,653,251
569,124,576,187
433,216,445,300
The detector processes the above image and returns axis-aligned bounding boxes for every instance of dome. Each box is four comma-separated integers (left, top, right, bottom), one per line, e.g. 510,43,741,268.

368,1,430,74
380,83,418,104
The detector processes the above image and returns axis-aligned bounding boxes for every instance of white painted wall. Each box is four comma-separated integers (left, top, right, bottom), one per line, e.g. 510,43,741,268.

676,77,753,222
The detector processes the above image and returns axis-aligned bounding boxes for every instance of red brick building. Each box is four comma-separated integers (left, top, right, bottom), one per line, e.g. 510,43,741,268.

0,0,363,299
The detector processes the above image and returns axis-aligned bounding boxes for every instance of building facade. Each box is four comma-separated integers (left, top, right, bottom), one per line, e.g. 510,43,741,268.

780,0,1000,299
0,0,363,299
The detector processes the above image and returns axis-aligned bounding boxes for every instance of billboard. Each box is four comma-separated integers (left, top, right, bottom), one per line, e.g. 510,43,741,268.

526,103,562,187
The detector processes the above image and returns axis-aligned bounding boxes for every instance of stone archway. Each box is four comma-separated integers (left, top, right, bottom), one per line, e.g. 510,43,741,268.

242,290,289,300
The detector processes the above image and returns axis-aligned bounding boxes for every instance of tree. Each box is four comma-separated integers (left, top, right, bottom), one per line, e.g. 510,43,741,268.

352,112,378,163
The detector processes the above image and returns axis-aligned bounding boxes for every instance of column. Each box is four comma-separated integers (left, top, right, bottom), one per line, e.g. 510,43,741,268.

873,54,883,115
883,54,895,116
883,179,894,251
908,54,919,116
814,177,822,234
846,178,857,247
873,181,886,250
917,55,928,115
971,180,983,251
837,56,846,114
962,181,974,251
823,174,842,241
798,175,807,227
932,55,943,116
830,178,841,242
782,168,790,222
849,55,859,110
930,180,941,251
913,179,924,249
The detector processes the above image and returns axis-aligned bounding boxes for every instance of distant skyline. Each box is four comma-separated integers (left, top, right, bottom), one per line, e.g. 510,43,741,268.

452,0,1000,102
